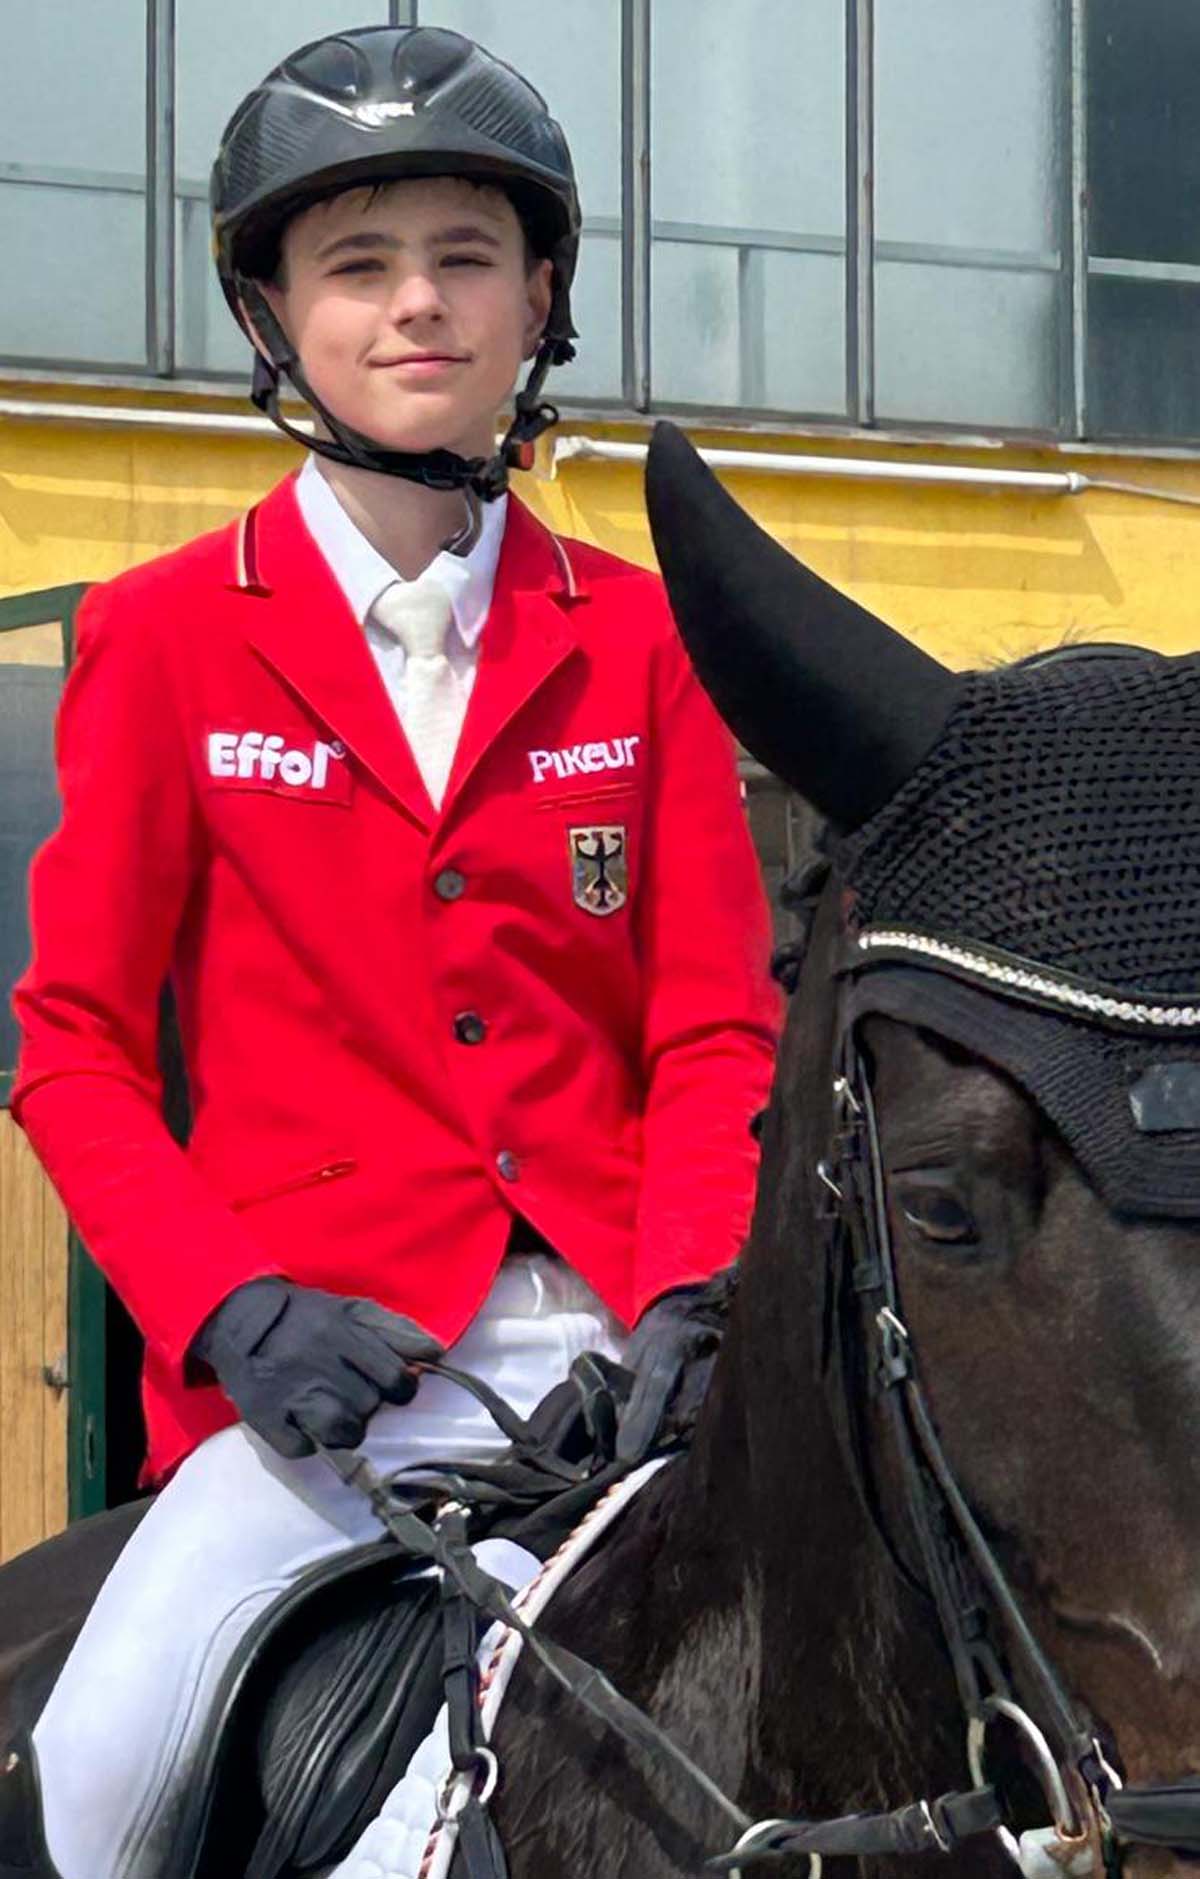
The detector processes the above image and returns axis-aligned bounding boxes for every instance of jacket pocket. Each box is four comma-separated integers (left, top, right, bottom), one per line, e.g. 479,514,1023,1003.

534,780,639,813
229,1158,358,1212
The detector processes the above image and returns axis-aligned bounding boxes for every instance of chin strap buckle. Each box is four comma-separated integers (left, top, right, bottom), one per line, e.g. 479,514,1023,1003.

468,455,512,502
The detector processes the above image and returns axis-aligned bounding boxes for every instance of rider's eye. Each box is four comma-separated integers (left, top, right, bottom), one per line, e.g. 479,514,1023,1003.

897,1187,979,1246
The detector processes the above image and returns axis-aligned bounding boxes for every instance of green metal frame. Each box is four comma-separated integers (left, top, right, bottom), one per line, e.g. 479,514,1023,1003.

0,583,88,662
0,582,107,1519
0,588,79,1121
67,1228,108,1519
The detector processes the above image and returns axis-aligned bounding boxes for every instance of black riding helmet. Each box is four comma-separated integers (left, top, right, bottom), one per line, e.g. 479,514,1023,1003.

211,25,581,499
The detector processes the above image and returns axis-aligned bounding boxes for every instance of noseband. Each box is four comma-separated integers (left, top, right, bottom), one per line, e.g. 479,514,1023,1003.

814,927,1200,1878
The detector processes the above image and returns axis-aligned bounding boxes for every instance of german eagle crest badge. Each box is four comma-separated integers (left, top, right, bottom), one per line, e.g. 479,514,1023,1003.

569,824,628,916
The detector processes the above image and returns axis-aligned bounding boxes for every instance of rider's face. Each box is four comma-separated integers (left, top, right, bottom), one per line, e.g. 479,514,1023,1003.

258,176,552,460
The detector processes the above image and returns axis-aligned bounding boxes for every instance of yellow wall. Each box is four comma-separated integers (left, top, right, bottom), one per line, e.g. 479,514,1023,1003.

3,384,1197,1547
3,382,1200,668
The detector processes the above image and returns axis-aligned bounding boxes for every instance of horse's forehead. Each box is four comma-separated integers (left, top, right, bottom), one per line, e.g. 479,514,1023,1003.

840,649,1200,1002
834,650,1200,1222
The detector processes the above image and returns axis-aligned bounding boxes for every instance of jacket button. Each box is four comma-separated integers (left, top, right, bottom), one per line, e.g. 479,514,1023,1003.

496,1150,520,1183
453,1011,487,1045
434,869,466,902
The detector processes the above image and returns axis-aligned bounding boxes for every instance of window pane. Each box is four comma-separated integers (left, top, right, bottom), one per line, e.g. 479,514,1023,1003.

1086,0,1200,440
1089,0,1200,265
652,244,843,415
875,0,1064,429
877,265,1059,430
1087,278,1200,440
651,0,845,415
562,232,622,408
175,3,390,375
0,0,145,366
420,1,623,403
178,192,246,377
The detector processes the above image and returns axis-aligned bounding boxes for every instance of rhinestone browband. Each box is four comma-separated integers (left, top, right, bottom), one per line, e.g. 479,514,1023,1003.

855,928,1200,1031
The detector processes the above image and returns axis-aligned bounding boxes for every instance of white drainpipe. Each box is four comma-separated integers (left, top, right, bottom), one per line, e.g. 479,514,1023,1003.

553,434,1200,508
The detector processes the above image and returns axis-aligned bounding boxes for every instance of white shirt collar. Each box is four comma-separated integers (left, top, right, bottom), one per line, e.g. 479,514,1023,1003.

294,455,507,649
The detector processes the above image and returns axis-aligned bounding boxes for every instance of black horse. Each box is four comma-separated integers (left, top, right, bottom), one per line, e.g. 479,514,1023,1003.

485,426,1200,1879
6,423,1200,1879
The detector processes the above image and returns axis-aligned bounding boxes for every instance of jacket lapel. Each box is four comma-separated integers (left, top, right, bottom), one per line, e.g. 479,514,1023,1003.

442,499,588,814
235,476,435,829
232,479,588,829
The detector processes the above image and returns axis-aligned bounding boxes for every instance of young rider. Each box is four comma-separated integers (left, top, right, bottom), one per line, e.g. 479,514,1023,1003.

7,26,779,1878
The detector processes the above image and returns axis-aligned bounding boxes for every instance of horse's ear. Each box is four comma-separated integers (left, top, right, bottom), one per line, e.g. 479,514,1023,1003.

644,421,963,831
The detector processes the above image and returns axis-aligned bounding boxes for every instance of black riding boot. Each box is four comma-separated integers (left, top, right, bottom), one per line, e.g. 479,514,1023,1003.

0,1735,61,1878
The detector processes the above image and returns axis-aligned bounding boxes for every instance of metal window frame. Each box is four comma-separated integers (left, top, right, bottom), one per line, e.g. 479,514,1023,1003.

846,0,874,427
146,0,177,377
621,0,652,411
9,0,1200,450
6,168,1079,280
1065,0,1089,439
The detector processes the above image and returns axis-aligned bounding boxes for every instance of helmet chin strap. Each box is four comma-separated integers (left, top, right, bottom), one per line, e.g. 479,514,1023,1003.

241,279,573,527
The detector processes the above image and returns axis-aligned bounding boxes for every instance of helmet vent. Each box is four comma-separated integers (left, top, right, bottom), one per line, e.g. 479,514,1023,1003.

284,36,369,102
394,28,473,96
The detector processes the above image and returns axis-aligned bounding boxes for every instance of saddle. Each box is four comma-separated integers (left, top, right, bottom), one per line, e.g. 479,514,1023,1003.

0,1524,472,1879
0,1277,733,1879
169,1539,447,1878
170,1349,662,1879
0,1357,644,1879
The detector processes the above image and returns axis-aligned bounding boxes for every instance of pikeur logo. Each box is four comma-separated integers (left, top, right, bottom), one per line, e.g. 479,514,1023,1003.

528,736,640,785
207,731,347,793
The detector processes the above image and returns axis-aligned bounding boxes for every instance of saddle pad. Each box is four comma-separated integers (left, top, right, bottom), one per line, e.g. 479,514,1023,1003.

330,1457,670,1879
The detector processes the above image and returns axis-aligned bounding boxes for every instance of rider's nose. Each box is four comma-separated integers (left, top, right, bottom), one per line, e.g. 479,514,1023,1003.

388,271,446,325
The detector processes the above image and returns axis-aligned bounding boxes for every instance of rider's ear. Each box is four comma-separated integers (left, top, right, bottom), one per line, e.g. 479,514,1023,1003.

522,259,553,360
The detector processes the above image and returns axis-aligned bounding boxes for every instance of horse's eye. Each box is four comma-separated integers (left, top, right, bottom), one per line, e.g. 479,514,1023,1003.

897,1186,979,1246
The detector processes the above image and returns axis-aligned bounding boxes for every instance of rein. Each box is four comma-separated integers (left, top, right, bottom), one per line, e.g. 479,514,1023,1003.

319,1364,999,1876
313,1372,760,1876
318,938,1200,1876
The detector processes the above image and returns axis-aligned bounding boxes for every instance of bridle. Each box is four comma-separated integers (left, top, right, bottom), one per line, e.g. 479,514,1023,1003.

808,923,1200,1878
820,1022,1119,1878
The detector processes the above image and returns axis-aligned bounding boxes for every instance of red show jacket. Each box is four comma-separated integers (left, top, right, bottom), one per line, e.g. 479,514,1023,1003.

12,475,780,1483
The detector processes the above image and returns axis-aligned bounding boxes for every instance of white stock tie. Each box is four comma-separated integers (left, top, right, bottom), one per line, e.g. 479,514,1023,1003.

372,574,463,809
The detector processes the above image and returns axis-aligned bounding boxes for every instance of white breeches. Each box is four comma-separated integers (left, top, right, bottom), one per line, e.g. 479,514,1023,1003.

32,1254,626,1879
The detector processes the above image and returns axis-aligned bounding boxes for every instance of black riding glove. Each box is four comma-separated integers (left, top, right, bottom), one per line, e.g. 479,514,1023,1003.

615,1274,732,1464
189,1277,444,1459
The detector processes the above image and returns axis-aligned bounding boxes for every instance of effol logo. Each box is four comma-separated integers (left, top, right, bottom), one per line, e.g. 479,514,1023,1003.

206,731,348,796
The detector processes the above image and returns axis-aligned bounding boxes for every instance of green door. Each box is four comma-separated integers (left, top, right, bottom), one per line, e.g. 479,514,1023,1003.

0,584,108,1524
